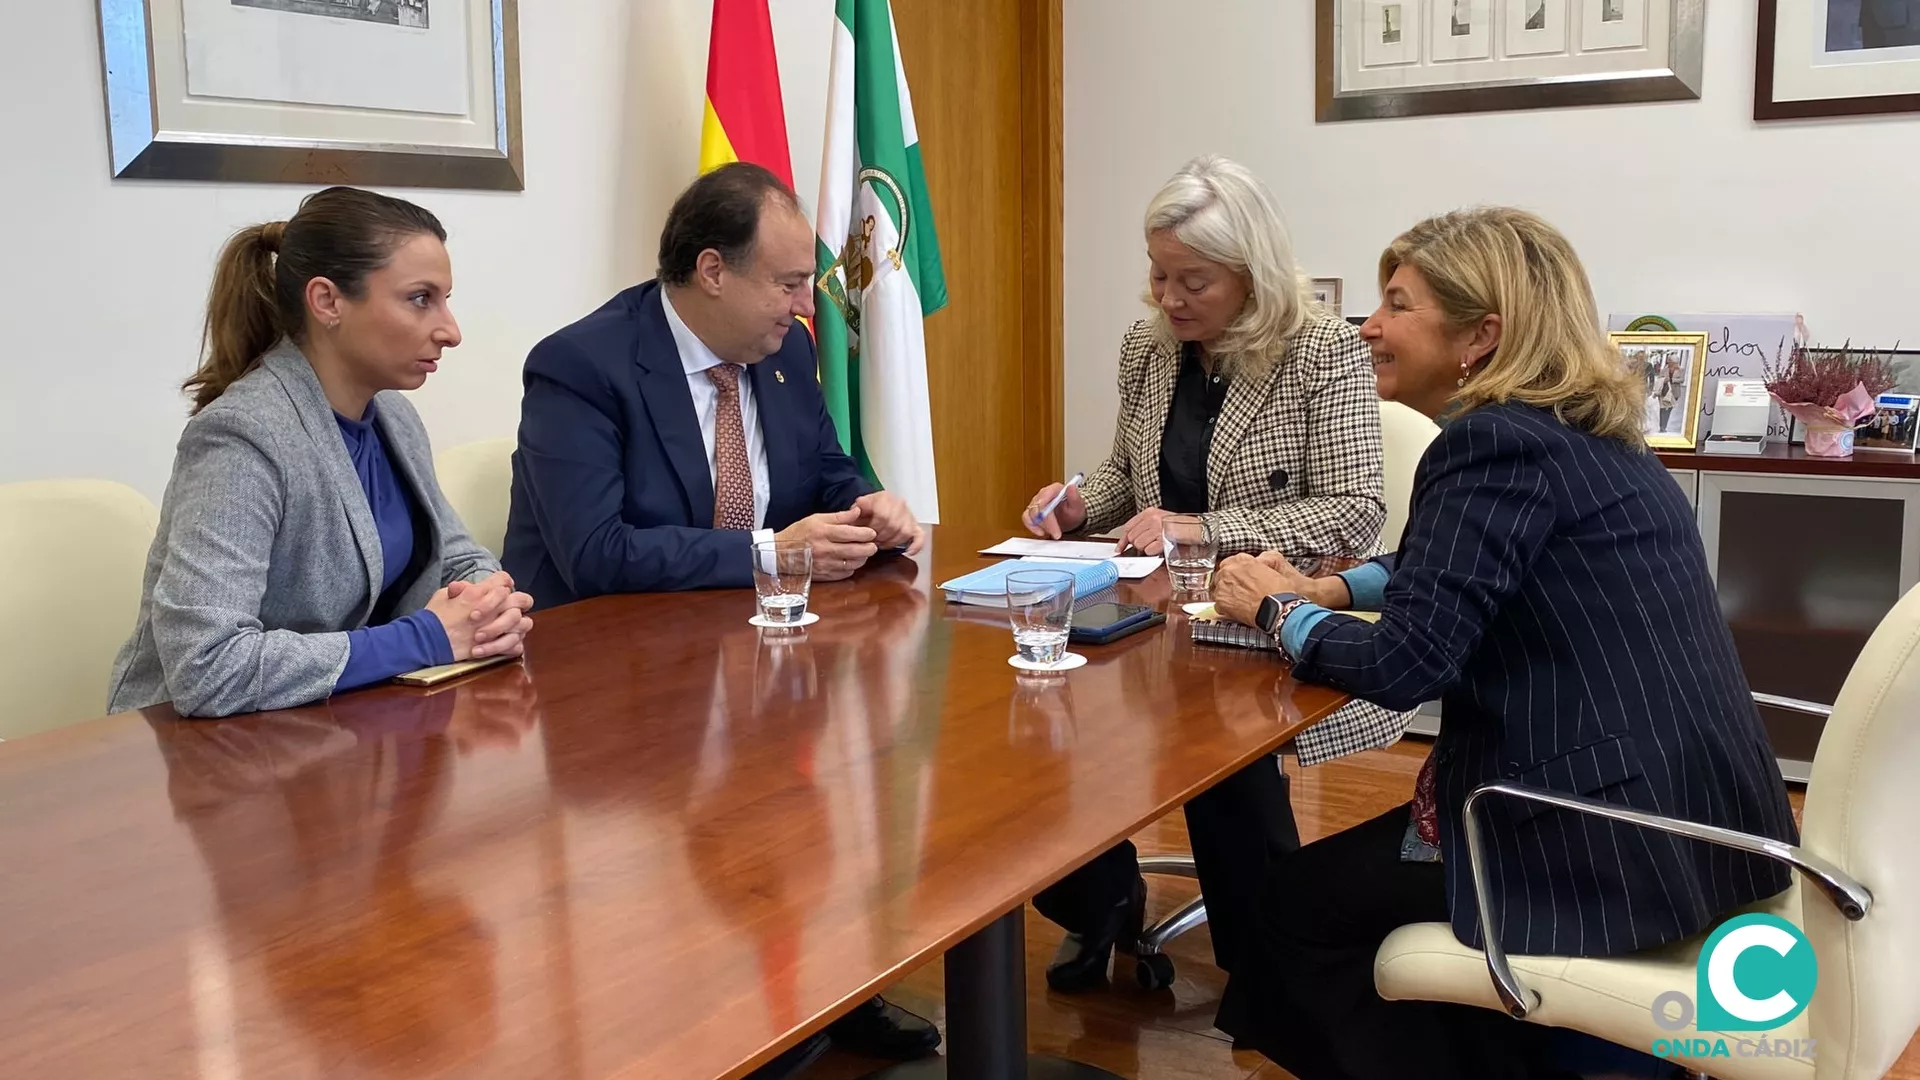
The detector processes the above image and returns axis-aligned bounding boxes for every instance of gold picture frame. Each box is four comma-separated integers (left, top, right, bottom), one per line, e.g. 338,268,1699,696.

1609,331,1710,450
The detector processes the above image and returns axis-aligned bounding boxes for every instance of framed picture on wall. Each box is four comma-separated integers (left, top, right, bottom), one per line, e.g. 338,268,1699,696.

1311,277,1345,315
1610,331,1711,449
95,0,523,189
1316,0,1704,121
1756,0,1920,119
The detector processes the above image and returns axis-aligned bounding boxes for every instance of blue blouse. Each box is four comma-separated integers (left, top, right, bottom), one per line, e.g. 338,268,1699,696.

333,406,455,690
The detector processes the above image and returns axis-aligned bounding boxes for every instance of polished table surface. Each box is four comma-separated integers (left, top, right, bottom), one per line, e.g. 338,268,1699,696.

0,525,1348,1079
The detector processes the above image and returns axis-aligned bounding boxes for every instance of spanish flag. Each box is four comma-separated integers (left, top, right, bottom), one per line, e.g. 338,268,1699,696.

697,0,793,187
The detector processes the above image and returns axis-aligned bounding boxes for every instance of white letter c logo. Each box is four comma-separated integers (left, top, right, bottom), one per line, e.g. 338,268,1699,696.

1708,923,1799,1024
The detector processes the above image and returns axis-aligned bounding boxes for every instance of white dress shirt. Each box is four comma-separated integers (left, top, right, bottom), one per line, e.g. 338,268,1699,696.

661,290,774,543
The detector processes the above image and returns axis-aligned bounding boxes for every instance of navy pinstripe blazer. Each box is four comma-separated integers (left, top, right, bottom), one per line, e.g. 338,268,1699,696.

1293,403,1797,957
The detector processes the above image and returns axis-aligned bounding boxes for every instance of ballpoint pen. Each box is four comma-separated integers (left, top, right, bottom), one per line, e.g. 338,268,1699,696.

1029,471,1085,525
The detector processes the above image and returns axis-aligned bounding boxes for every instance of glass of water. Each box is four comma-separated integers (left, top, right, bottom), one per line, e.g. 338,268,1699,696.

750,540,812,623
1005,569,1075,666
1161,514,1217,592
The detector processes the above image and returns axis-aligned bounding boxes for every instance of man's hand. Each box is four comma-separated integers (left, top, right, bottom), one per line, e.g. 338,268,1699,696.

776,509,878,581
853,491,925,555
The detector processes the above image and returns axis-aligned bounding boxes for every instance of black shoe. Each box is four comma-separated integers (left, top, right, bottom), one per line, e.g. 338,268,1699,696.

1045,875,1147,993
744,1031,830,1080
825,996,941,1059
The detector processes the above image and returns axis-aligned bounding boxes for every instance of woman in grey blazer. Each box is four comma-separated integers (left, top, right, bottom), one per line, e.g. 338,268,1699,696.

109,187,534,719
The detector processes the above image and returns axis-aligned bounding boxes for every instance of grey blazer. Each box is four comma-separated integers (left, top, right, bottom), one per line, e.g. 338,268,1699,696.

108,342,499,717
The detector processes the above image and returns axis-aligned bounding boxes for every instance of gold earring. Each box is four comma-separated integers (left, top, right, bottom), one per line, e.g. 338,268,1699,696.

1457,358,1472,387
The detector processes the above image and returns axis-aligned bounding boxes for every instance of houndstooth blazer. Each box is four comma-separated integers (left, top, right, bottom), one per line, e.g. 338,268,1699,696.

1079,312,1387,561
1079,312,1408,765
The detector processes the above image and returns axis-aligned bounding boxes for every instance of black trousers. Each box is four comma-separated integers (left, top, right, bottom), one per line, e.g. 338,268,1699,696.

1215,803,1553,1080
1032,755,1299,973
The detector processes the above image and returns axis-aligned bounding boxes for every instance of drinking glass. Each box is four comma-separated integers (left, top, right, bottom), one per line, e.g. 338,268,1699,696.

1160,514,1217,592
1005,570,1075,665
750,540,812,623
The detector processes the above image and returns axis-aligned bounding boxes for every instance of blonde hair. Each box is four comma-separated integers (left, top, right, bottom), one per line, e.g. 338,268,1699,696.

1379,207,1643,446
1142,155,1313,380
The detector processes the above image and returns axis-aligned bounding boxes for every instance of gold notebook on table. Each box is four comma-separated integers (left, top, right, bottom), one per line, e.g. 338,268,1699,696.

392,654,518,687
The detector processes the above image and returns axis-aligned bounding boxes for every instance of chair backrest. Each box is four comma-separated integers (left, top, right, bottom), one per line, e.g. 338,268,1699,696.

1377,400,1440,551
1801,580,1920,1080
0,480,159,739
434,438,515,558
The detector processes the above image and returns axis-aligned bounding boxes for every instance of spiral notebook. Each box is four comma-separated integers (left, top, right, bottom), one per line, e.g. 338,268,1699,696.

1187,605,1279,652
1186,603,1379,652
939,558,1120,608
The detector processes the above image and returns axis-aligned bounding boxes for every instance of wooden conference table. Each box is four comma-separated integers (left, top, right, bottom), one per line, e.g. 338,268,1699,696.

0,525,1349,1079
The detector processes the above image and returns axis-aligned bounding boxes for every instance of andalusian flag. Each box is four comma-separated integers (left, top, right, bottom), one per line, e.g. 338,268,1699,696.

698,0,793,186
814,0,946,524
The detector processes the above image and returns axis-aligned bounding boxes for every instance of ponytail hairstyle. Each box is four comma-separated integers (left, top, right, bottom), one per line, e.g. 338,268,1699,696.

186,186,446,413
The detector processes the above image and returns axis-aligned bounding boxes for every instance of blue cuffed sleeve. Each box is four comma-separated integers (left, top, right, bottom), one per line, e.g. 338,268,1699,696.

335,610,455,691
1337,556,1396,611
1279,602,1336,659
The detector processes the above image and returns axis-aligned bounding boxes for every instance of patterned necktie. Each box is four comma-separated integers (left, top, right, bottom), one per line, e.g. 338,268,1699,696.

707,365,755,531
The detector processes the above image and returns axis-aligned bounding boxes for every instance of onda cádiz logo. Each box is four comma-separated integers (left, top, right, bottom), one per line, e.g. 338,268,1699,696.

1649,913,1819,1063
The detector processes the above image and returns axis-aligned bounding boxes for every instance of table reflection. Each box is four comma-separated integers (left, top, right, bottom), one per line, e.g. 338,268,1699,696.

148,670,542,1075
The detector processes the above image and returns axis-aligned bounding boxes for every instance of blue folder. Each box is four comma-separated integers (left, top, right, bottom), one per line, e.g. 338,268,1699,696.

938,559,1120,607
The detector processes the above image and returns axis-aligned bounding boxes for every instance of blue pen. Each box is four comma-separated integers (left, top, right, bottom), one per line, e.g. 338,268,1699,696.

1029,471,1085,525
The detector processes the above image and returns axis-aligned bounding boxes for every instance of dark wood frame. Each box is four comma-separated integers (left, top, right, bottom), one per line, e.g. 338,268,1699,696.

1755,0,1920,120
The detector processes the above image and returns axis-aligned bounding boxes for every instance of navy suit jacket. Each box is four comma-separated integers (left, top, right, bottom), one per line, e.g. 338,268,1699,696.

503,281,872,606
1295,403,1796,957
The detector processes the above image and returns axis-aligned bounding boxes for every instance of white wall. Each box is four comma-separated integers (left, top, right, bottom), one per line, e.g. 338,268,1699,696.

1063,0,1920,474
1,0,833,502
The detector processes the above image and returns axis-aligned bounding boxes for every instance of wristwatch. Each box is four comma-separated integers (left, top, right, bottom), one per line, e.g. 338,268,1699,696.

1255,592,1311,639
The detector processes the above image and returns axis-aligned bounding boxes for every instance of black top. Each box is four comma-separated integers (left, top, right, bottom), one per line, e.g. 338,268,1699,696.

1157,344,1231,513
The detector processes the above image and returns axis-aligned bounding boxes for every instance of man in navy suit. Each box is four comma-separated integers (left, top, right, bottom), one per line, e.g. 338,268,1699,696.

503,163,923,609
503,165,936,1073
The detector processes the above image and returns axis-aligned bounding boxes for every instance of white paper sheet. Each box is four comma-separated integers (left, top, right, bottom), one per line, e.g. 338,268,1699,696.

979,537,1120,560
1016,554,1162,580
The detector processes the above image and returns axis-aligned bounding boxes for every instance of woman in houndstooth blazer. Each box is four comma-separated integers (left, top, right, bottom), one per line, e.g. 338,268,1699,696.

1024,156,1412,1003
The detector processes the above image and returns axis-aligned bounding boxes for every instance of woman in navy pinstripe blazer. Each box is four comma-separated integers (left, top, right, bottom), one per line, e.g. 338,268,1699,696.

1209,208,1798,1080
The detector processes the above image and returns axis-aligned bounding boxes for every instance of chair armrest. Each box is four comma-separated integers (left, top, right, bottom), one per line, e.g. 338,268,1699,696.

1752,691,1833,718
1459,780,1871,1020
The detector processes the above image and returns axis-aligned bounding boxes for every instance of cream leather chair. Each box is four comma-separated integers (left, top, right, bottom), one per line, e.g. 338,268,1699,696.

434,438,515,558
1377,400,1440,549
0,480,159,739
1375,581,1920,1080
1130,400,1442,989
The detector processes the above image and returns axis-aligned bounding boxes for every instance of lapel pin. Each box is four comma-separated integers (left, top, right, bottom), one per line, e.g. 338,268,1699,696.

775,370,786,383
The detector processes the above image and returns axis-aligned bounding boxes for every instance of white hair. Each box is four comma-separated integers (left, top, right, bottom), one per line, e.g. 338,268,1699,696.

1141,155,1314,379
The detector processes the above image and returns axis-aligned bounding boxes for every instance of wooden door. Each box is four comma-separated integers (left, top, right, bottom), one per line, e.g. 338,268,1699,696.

890,0,1062,527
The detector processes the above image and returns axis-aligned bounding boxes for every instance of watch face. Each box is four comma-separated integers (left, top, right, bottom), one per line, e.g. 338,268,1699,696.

1256,596,1281,635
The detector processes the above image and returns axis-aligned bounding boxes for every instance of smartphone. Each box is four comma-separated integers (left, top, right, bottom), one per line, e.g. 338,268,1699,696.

1068,602,1165,645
